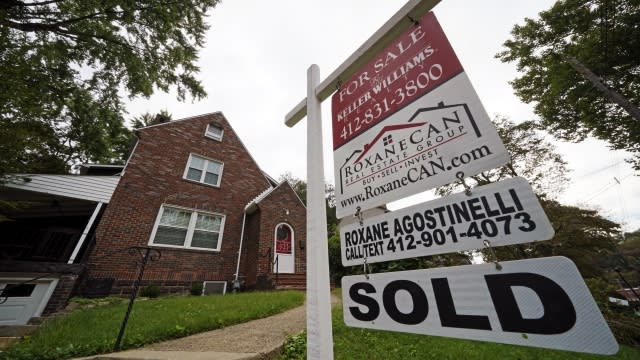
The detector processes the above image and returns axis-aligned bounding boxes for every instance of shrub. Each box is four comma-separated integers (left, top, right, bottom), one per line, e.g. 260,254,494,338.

280,332,306,359
140,283,160,298
190,282,203,296
606,312,640,347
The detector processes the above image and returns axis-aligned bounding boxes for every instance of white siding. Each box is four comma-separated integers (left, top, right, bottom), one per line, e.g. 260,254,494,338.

5,175,120,203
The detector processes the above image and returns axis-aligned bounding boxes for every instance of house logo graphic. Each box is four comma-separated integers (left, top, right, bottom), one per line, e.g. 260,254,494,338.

337,101,481,195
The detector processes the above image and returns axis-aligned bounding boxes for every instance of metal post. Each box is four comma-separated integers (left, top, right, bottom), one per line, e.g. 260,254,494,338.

615,267,640,309
114,247,161,352
306,64,334,360
274,254,279,288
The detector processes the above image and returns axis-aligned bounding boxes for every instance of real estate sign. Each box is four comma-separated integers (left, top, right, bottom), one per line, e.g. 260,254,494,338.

332,12,509,218
342,257,618,355
340,177,554,266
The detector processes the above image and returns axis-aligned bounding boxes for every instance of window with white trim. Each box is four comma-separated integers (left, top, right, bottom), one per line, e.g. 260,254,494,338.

184,154,223,186
205,123,224,141
150,206,224,251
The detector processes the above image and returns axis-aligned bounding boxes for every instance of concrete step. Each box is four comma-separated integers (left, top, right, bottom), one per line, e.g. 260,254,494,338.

0,325,39,350
0,325,38,337
0,337,19,350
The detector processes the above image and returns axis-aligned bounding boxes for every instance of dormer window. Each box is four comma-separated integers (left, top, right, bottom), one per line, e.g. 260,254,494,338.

205,122,224,141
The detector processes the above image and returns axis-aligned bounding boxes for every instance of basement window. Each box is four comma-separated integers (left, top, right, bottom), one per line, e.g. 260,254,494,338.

149,205,225,251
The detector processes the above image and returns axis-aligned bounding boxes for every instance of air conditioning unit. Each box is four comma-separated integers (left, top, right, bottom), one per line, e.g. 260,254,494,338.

202,281,227,295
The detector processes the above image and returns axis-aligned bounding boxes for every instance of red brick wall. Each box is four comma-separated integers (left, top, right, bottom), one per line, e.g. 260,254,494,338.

86,113,275,295
42,274,78,316
253,183,307,277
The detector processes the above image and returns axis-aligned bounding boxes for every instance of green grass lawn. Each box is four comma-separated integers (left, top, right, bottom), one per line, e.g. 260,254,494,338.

1,290,304,360
280,304,640,360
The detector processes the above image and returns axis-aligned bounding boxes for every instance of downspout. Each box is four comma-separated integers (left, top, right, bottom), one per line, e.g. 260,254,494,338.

68,202,104,264
233,210,247,292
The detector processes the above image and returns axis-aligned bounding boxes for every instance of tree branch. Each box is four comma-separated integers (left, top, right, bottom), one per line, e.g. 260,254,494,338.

0,0,63,10
19,0,64,7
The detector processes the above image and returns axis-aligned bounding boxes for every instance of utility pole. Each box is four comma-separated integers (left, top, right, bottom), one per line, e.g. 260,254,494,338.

566,56,640,123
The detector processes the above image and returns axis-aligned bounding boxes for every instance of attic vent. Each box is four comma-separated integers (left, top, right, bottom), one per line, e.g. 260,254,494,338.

202,281,227,295
205,122,224,141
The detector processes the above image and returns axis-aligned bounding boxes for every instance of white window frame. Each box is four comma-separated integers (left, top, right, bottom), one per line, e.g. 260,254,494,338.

148,204,225,252
183,153,224,187
205,123,224,141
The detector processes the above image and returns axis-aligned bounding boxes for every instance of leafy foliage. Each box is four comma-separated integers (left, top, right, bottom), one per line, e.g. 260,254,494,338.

130,109,173,129
497,0,640,169
0,0,219,175
278,172,337,229
280,333,307,359
140,283,160,298
190,282,203,296
485,199,621,279
277,304,640,359
437,116,569,197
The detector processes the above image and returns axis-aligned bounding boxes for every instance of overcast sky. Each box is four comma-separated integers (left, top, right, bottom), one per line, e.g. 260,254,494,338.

126,0,639,232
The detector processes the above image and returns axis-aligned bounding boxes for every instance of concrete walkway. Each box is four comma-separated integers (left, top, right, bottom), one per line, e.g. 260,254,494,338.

79,303,307,360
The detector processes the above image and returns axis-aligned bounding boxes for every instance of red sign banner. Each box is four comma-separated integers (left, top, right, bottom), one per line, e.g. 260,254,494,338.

275,224,292,254
331,12,463,150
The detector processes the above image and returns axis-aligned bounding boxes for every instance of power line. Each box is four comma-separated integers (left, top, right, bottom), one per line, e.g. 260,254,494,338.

574,160,624,180
583,173,633,202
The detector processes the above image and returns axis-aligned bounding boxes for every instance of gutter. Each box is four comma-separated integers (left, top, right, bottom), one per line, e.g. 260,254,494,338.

233,211,248,291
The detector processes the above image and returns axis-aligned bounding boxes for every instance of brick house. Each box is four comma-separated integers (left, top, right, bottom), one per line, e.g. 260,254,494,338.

85,112,306,296
0,112,306,324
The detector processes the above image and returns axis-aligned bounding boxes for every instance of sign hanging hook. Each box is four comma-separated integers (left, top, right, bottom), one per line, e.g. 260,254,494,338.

355,206,364,227
363,257,370,280
456,171,472,196
483,239,502,271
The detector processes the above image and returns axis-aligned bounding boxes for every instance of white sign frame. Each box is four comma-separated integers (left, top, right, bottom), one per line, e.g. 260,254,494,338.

340,177,554,266
342,257,618,355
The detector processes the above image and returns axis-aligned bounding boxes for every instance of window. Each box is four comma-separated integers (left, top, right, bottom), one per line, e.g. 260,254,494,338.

150,205,225,251
0,284,35,297
184,154,223,186
205,123,224,141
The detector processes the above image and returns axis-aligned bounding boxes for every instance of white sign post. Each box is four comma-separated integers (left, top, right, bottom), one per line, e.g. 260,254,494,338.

284,2,442,359
342,257,619,355
340,177,554,266
305,65,334,359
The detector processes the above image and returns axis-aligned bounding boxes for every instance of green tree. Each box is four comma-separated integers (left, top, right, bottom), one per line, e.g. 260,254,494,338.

278,172,337,231
438,116,569,197
0,0,219,176
131,110,173,129
487,200,620,279
497,0,640,169
605,228,640,285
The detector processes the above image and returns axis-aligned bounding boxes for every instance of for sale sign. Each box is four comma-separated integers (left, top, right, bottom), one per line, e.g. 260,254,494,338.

342,257,618,355
340,177,553,266
332,12,508,218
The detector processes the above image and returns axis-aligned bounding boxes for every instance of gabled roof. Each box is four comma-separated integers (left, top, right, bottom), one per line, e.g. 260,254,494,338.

3,174,120,203
129,111,276,189
134,111,223,131
244,181,306,214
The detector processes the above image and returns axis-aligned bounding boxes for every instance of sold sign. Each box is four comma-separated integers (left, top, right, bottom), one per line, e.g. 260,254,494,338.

342,257,618,355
